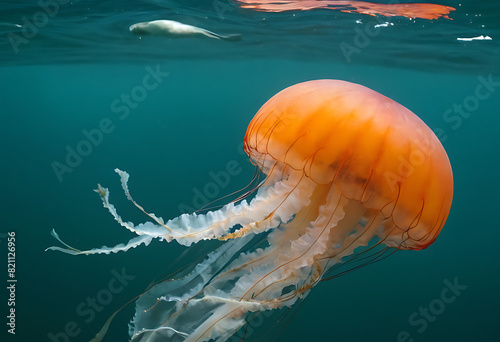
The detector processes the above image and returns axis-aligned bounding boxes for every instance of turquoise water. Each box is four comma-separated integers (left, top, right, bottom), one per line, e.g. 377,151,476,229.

1,1,499,342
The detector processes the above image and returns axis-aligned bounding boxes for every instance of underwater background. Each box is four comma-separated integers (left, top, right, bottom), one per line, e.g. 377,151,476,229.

1,0,499,341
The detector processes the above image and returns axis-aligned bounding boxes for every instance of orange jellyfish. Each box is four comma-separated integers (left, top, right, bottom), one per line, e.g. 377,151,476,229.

48,80,453,341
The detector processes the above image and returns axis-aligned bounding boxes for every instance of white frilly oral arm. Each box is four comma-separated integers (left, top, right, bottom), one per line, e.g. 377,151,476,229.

46,168,293,254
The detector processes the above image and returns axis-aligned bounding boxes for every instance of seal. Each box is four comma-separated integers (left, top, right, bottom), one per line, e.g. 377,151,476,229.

129,20,241,41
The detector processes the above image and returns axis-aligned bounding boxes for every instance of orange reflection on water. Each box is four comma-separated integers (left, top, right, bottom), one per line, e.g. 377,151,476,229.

234,0,455,20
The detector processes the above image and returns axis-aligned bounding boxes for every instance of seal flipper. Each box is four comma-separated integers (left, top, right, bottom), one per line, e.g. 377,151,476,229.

219,33,242,41
200,29,242,41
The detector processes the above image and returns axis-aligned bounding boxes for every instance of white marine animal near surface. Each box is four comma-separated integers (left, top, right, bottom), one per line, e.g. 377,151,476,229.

129,19,241,41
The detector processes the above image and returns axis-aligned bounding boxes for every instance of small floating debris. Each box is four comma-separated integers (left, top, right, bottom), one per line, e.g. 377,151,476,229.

374,22,394,28
457,35,492,41
0,23,22,28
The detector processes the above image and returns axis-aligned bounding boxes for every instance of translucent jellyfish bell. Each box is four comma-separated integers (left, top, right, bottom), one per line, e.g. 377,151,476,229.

48,80,453,341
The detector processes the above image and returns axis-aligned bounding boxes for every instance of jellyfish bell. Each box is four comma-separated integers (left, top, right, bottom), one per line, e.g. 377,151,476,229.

246,80,453,250
47,80,453,341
